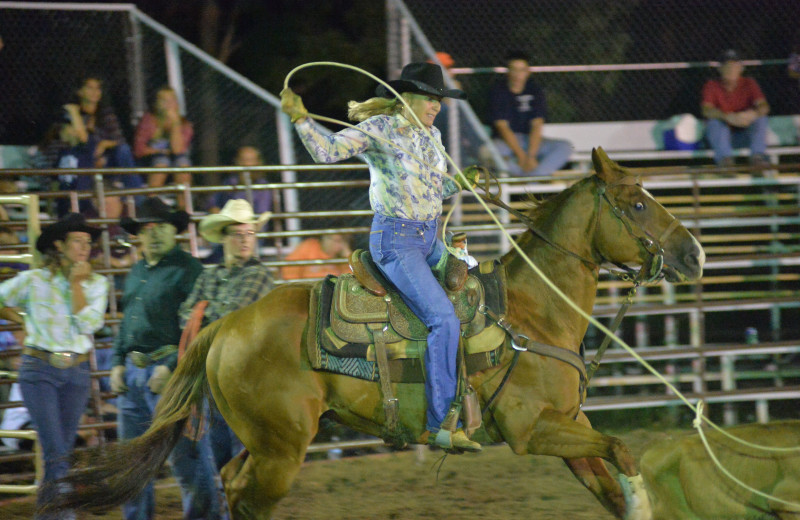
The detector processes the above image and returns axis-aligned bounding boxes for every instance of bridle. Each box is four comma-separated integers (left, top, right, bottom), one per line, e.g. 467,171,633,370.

476,171,682,285
475,171,686,416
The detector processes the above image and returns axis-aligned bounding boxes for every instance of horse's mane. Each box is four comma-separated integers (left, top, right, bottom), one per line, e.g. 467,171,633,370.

521,174,595,220
501,175,595,260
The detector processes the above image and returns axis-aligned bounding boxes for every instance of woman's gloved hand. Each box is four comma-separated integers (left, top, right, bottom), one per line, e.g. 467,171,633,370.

457,165,484,190
280,88,308,124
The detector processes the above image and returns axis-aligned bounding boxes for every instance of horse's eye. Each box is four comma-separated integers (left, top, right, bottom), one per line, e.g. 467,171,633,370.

633,202,646,211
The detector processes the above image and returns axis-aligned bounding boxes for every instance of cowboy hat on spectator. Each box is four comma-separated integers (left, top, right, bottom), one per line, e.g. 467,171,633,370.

36,213,102,253
120,196,191,235
199,199,271,243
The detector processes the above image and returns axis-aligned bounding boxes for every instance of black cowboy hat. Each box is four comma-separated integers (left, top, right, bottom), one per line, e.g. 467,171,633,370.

36,213,102,254
376,62,466,100
120,197,191,235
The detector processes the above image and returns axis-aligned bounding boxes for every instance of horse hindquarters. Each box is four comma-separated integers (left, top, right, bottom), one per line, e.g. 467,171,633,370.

208,284,326,519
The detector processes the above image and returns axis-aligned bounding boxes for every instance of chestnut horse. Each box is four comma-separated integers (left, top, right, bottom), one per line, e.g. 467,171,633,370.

51,148,704,519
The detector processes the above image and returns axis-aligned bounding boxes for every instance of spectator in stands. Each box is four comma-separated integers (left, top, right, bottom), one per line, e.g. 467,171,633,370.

488,50,572,176
179,199,273,470
43,76,142,215
702,49,771,167
109,196,222,520
280,233,353,280
133,86,194,192
209,146,274,215
281,61,483,453
0,213,108,516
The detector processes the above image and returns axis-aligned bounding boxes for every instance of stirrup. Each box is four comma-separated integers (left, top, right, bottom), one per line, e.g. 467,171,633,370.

429,428,482,453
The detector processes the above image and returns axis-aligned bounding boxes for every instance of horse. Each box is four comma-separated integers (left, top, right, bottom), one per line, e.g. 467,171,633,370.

640,420,800,519
49,148,704,519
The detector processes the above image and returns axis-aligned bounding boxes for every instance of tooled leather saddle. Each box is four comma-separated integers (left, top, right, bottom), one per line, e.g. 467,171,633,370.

305,250,509,383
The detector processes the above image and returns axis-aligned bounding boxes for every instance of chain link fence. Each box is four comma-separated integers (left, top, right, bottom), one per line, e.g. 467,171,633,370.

394,0,800,123
0,3,366,226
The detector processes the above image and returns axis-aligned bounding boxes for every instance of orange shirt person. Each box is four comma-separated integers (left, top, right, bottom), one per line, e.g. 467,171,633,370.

281,233,352,280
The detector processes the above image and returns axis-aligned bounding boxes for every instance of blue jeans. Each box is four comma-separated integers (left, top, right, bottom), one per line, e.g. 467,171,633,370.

705,116,768,164
369,214,460,432
493,134,573,176
57,141,143,215
117,359,222,520
208,402,244,471
18,354,90,513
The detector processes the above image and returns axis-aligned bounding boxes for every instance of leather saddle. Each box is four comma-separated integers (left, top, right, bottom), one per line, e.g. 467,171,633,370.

348,248,469,297
307,251,509,380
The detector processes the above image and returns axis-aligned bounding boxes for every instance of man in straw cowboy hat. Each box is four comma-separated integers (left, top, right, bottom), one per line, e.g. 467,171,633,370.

109,196,223,520
281,61,482,452
179,198,273,470
0,213,108,518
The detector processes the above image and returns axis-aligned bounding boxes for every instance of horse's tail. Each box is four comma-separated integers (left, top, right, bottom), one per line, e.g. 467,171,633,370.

43,318,225,515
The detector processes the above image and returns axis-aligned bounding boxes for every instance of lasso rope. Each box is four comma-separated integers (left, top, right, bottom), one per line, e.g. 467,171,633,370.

282,62,800,484
692,401,800,509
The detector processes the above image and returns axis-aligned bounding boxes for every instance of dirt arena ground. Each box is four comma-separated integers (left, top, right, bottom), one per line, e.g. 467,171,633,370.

0,428,674,519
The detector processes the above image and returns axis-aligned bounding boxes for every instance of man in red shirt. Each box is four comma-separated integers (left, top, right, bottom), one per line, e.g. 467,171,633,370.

701,49,770,167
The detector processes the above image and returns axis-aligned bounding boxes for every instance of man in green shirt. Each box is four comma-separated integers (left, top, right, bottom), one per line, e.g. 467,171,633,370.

110,197,222,520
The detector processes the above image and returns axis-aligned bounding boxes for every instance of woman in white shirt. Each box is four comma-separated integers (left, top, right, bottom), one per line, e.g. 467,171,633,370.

0,213,108,516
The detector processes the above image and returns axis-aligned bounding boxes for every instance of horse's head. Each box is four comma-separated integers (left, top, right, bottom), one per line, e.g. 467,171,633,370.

591,147,704,283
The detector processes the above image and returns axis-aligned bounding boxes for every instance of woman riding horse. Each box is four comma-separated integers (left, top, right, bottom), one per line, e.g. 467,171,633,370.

281,62,480,452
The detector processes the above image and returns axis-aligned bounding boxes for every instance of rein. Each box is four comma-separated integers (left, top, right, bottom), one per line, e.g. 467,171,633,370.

476,173,685,413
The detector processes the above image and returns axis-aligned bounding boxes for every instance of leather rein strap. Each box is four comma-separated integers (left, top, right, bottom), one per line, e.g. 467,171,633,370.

479,304,587,416
472,173,685,413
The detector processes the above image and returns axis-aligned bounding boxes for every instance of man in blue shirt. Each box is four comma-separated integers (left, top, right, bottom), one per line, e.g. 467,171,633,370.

488,50,572,176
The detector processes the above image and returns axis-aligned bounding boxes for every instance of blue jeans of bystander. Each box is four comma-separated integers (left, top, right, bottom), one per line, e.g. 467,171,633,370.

705,116,768,164
493,134,573,176
18,354,90,517
117,359,223,520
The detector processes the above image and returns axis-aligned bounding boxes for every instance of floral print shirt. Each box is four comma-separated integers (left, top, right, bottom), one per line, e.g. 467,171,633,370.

295,115,460,221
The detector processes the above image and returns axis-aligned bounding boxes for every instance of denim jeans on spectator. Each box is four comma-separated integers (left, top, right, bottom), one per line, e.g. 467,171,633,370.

57,140,143,215
117,359,223,520
208,402,245,471
18,354,90,516
368,214,460,432
493,134,573,176
705,116,768,164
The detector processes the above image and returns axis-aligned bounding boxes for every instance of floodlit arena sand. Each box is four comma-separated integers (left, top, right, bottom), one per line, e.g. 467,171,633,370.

1,428,673,519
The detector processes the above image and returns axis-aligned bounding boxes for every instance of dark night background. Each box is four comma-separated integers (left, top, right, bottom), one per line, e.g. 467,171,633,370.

1,0,799,145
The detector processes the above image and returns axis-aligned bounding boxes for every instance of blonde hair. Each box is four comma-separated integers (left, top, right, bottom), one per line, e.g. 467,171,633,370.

347,97,400,122
347,91,423,122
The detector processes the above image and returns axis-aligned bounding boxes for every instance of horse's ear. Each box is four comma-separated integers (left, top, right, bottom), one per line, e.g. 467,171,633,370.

591,147,624,183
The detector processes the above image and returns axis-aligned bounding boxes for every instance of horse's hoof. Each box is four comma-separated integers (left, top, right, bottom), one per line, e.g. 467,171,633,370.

619,474,652,520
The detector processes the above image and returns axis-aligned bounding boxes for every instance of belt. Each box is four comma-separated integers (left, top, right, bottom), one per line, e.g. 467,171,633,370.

128,344,178,369
23,347,89,369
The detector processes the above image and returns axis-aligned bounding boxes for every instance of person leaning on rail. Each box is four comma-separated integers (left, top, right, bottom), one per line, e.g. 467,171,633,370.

109,196,223,520
0,213,109,519
280,61,481,452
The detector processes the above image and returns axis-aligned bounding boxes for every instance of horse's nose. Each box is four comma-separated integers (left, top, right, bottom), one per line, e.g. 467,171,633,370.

683,242,705,275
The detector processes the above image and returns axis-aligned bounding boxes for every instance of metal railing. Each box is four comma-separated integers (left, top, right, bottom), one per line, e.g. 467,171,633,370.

0,162,798,485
